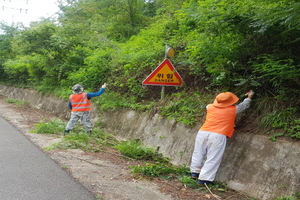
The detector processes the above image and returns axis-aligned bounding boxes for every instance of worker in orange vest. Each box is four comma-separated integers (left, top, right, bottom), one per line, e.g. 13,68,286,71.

64,83,107,135
190,90,254,185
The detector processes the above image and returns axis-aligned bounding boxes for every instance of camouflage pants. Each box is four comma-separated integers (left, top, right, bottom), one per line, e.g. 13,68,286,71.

65,111,92,132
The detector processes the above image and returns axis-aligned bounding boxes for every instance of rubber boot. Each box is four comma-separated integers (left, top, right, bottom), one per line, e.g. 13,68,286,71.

64,129,70,136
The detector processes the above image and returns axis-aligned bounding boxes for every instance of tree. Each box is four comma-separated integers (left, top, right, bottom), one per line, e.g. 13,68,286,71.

0,22,24,81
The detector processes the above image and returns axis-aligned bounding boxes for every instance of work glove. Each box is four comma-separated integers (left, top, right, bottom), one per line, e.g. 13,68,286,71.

245,90,254,98
101,83,107,89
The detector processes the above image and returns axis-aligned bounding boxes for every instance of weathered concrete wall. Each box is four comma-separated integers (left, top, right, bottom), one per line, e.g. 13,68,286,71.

99,110,300,200
0,85,299,200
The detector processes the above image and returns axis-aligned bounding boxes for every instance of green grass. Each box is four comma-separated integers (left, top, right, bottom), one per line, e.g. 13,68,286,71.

94,91,212,125
30,118,66,134
114,139,169,162
30,118,118,152
46,130,118,152
130,163,189,177
6,98,30,107
259,107,300,141
159,92,212,125
274,197,298,200
274,192,300,200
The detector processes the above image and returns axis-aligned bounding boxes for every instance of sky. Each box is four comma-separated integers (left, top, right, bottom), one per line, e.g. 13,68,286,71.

0,0,60,27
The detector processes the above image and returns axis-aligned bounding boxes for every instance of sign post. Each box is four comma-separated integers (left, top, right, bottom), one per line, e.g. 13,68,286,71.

162,43,173,99
142,43,183,99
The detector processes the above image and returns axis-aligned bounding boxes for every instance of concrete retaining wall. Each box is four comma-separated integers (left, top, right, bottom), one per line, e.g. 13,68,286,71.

0,85,299,200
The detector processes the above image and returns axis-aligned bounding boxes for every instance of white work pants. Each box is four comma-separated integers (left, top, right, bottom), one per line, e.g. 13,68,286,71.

190,130,227,181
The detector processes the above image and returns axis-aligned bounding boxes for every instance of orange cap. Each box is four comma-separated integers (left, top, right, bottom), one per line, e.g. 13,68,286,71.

213,92,239,107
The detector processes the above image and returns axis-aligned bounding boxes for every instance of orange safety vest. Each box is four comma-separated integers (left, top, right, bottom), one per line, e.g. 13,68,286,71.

200,104,237,138
69,92,91,112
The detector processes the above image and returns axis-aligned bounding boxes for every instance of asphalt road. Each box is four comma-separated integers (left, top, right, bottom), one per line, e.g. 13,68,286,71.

0,116,97,200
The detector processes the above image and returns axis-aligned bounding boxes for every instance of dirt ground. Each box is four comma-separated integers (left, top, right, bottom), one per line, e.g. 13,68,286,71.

0,94,253,200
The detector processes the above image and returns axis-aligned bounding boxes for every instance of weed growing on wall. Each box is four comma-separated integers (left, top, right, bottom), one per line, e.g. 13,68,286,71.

6,98,30,108
93,90,214,126
95,91,213,126
159,92,211,125
274,196,299,200
94,92,156,112
260,107,300,141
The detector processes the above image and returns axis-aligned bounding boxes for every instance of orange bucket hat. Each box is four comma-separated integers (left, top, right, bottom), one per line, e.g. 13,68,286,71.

213,92,239,107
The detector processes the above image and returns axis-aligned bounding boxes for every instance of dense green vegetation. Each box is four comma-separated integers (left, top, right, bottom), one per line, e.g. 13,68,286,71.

1,0,300,140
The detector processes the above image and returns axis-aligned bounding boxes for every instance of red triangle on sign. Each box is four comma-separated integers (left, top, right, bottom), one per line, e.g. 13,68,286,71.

142,59,183,86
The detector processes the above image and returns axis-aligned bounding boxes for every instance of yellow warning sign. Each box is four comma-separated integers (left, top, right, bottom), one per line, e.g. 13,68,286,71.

142,59,183,86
